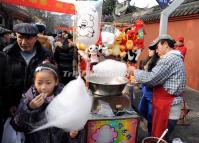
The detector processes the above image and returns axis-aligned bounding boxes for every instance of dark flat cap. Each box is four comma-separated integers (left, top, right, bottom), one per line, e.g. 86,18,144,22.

0,27,11,36
13,23,38,36
149,34,175,49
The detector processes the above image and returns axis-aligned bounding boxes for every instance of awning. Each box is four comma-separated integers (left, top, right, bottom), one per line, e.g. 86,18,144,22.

1,0,76,14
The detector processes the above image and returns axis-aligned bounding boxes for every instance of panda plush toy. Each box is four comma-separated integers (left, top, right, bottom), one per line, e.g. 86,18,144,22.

88,44,99,64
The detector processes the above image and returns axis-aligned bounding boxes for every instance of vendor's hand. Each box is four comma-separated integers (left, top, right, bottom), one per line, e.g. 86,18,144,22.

69,130,78,138
29,93,46,109
127,66,136,75
130,78,139,85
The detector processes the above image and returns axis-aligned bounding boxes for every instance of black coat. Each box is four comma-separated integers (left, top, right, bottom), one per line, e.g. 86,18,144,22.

3,41,54,110
0,52,7,115
54,45,76,85
0,38,6,51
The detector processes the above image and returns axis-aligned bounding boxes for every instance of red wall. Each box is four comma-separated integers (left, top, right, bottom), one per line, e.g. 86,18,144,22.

140,19,199,91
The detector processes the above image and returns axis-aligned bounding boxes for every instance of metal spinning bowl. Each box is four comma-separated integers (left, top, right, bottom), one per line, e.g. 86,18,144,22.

88,76,128,96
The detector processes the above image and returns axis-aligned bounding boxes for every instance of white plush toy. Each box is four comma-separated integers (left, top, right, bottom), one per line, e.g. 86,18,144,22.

88,45,99,64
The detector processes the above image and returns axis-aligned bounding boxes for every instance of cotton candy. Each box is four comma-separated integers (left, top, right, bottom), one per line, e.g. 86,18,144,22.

92,59,127,78
32,76,92,132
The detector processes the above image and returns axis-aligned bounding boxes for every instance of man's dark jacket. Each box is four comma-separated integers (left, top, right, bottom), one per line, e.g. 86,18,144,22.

3,41,53,112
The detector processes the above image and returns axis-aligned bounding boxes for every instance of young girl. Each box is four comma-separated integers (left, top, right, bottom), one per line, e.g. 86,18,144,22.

11,63,78,143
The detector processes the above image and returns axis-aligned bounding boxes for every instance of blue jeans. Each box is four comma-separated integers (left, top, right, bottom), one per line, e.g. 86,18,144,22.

138,95,152,136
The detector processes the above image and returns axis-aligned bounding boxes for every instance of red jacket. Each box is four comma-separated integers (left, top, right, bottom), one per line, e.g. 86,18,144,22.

175,45,187,60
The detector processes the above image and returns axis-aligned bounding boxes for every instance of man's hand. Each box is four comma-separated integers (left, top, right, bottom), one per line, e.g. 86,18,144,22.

28,93,46,109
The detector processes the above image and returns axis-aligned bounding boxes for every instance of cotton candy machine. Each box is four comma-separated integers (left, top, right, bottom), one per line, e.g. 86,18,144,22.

89,76,128,96
89,76,130,112
83,76,140,143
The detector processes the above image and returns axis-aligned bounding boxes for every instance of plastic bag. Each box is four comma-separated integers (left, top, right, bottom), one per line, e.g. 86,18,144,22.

96,100,115,117
74,0,103,47
101,25,116,45
1,117,25,143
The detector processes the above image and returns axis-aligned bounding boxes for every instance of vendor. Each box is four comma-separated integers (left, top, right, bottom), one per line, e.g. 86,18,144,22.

128,34,186,141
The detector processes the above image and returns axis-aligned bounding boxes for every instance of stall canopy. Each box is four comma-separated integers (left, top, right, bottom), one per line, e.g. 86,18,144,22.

1,0,76,14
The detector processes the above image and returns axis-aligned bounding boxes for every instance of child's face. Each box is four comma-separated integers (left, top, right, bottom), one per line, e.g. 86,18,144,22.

34,70,58,97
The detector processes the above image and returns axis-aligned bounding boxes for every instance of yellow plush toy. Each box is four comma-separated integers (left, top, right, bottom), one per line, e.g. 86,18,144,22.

109,30,126,57
76,43,87,51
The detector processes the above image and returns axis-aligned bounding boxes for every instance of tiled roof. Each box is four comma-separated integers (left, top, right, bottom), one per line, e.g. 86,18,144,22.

1,3,29,17
132,0,199,23
117,0,199,23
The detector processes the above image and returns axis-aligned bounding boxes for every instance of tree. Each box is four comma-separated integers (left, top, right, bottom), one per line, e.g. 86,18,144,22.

102,0,115,22
102,0,115,16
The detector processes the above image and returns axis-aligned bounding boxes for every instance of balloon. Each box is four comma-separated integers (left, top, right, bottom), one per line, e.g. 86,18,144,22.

74,0,103,47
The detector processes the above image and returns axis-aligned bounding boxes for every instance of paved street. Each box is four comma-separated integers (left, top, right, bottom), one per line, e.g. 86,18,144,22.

135,87,199,143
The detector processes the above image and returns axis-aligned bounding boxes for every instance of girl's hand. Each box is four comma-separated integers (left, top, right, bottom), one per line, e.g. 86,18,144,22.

28,93,46,109
69,130,78,138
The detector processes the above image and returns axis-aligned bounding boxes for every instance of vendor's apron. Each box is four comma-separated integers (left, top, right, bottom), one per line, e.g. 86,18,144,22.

152,86,174,137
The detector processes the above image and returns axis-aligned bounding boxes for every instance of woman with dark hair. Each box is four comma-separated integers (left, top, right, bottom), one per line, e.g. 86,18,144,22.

138,41,159,136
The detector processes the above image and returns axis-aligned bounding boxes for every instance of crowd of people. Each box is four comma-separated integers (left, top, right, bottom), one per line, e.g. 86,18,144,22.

0,22,187,143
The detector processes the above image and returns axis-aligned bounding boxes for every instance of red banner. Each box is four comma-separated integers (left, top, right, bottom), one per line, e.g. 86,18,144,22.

1,0,76,14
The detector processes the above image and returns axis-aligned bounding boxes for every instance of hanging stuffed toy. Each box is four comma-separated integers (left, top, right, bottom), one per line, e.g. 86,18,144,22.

125,25,137,50
119,31,127,58
88,44,100,64
134,19,145,49
110,28,129,57
122,24,142,65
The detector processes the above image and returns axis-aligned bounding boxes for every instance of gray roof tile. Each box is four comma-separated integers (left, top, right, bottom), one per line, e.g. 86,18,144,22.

129,0,199,23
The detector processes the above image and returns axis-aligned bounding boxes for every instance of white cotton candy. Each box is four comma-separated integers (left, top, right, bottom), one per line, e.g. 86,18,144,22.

32,76,92,132
92,59,127,78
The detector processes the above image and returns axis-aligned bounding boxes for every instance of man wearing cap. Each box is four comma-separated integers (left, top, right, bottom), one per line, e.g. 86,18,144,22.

0,27,11,51
3,23,53,118
129,34,186,141
175,36,187,61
